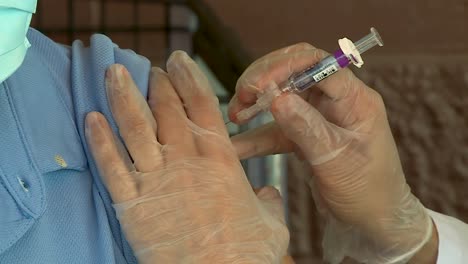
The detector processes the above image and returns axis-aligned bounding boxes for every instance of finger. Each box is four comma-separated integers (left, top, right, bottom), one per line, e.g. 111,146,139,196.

304,85,324,108
251,42,316,67
314,64,359,102
271,94,354,165
238,43,318,101
229,49,327,123
315,78,381,130
255,186,282,201
85,112,137,203
148,67,197,158
106,64,162,172
166,51,228,137
282,256,296,264
255,186,286,225
231,122,294,159
166,51,233,158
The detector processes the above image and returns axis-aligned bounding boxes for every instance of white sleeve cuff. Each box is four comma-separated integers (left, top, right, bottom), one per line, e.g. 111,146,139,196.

426,209,468,264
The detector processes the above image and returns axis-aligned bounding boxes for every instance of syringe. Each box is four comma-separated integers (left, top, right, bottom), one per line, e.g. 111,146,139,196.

234,27,384,123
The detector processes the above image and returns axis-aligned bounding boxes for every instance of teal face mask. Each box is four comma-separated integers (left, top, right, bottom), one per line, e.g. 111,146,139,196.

0,0,37,83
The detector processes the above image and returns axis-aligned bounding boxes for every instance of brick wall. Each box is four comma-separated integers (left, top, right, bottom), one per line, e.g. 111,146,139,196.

31,0,192,67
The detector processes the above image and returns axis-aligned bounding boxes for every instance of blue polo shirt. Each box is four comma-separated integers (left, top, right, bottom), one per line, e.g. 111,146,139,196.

0,28,151,263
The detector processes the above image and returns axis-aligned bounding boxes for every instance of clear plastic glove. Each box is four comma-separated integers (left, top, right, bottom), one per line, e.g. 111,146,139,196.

229,43,433,263
84,51,290,263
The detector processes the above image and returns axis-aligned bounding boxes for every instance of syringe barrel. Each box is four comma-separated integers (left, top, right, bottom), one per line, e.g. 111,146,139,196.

285,52,349,93
283,28,383,94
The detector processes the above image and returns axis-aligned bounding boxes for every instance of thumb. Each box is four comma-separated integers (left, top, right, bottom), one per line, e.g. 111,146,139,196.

255,186,286,224
271,93,354,165
85,112,138,203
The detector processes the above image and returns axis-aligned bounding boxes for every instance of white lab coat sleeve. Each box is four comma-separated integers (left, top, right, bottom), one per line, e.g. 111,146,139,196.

427,209,468,264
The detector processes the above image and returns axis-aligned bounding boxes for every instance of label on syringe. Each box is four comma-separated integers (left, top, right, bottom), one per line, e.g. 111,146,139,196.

313,65,338,82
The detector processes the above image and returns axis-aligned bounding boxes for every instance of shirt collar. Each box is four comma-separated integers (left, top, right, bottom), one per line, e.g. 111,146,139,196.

4,29,87,174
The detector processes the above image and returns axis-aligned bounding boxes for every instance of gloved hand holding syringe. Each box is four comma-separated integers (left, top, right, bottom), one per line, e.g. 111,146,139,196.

230,27,437,263
231,27,384,123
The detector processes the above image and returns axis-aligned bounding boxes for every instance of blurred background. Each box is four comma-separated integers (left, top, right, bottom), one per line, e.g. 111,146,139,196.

32,0,467,262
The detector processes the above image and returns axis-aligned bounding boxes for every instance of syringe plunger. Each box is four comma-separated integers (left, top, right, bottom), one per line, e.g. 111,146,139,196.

354,27,384,54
